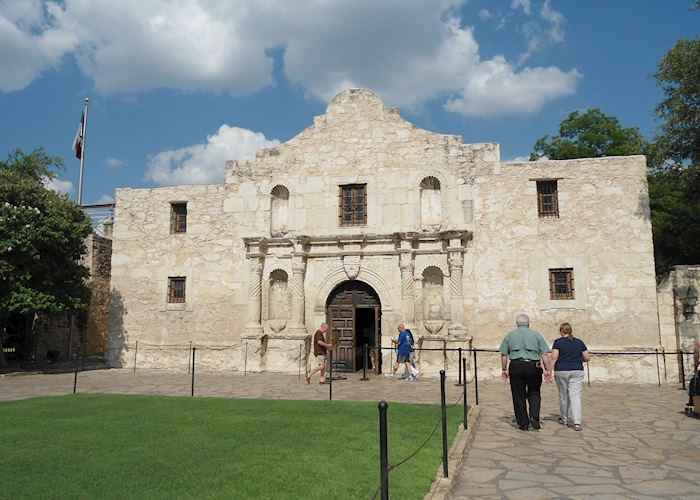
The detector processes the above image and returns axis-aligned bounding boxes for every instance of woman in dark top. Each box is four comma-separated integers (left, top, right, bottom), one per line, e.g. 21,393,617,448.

550,323,590,431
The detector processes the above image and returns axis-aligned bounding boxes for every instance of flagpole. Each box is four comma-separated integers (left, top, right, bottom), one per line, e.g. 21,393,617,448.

77,97,89,206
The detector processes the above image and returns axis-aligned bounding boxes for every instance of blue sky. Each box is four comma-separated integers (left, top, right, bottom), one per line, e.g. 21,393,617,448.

0,0,697,206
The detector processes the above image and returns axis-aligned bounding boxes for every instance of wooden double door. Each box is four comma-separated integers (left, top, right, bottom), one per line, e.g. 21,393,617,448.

326,281,381,373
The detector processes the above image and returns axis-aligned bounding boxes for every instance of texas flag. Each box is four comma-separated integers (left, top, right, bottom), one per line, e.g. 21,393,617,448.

72,111,85,160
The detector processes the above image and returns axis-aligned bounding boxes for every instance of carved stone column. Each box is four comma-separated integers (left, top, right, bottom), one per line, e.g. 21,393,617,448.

288,238,309,336
245,255,264,335
447,244,468,335
399,251,416,325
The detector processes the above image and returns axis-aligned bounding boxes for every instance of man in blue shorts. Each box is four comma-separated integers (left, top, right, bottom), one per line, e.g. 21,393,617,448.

386,322,420,380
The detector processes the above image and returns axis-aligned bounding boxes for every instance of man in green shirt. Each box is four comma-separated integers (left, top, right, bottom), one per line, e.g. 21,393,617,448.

499,314,553,431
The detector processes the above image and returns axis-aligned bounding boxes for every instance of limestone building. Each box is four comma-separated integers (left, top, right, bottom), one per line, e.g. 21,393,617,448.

107,89,660,380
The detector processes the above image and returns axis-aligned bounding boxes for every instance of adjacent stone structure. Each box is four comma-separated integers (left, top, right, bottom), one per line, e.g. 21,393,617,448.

106,89,660,380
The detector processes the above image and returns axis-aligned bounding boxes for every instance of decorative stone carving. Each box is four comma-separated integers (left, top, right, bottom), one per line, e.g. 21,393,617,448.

448,247,467,334
399,251,416,323
343,255,361,280
288,253,308,334
245,256,264,335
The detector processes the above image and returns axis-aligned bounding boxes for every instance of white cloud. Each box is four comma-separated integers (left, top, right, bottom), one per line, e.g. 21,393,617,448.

517,1,567,64
478,9,492,21
96,193,115,204
505,155,530,163
445,57,580,117
105,157,123,168
44,176,74,195
0,1,78,91
145,124,279,186
511,0,532,15
0,0,579,117
540,0,565,43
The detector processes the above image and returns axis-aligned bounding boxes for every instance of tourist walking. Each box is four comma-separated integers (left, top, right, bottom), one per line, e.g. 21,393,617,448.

387,322,420,380
499,313,553,431
306,323,333,385
551,323,590,431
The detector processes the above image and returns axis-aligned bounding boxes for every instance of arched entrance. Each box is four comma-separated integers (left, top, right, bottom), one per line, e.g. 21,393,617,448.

326,280,381,373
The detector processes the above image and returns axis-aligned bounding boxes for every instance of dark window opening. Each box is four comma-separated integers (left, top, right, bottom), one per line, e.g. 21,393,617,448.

339,184,367,226
170,202,187,233
537,180,559,218
549,268,574,300
168,277,186,303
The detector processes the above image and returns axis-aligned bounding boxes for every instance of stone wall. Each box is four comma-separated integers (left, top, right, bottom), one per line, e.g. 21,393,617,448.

106,89,661,381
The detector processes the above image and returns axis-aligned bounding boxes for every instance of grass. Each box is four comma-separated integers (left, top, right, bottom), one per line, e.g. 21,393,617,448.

0,394,466,499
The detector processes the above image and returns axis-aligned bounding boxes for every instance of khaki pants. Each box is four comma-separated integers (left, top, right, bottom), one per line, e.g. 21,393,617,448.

554,370,584,425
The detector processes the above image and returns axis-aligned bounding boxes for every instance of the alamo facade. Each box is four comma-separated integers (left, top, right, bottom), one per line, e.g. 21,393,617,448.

106,89,660,381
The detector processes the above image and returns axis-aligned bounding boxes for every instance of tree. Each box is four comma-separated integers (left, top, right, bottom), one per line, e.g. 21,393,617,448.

653,38,700,168
530,108,648,161
648,33,700,274
0,149,92,364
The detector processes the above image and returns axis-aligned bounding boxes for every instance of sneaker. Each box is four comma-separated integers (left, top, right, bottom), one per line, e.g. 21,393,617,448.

384,373,394,378
412,370,420,379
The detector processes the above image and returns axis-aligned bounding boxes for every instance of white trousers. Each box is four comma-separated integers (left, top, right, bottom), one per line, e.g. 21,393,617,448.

554,370,584,425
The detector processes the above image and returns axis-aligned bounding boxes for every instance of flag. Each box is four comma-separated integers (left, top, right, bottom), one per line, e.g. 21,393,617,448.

72,111,84,160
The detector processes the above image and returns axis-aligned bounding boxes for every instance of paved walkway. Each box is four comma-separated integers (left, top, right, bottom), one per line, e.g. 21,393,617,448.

1,369,698,499
451,381,700,499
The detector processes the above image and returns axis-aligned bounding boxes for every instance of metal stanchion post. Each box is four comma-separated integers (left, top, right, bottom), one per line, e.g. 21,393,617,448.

462,357,468,430
586,361,591,387
188,340,192,374
329,350,333,401
133,340,138,373
662,347,667,381
680,350,686,390
655,349,661,387
378,401,389,500
361,344,369,381
191,347,196,397
473,349,479,406
455,347,463,386
440,370,449,478
73,359,79,394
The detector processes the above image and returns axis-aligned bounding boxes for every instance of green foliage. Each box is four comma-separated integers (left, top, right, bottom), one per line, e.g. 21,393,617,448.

0,395,464,499
648,166,700,274
653,38,700,167
530,109,648,161
0,148,91,318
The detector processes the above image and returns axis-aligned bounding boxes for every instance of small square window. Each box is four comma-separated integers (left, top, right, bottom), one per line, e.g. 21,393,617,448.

168,277,186,303
170,202,187,233
537,180,559,218
549,268,574,300
338,184,367,226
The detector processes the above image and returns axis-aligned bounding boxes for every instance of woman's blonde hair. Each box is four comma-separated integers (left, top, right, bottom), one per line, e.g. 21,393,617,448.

559,322,573,339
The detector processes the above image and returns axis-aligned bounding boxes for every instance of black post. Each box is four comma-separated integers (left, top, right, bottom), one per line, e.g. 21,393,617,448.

455,347,463,386
662,348,667,381
378,401,389,500
655,349,661,387
462,357,468,430
133,340,138,373
680,350,686,390
361,344,369,381
187,340,192,374
329,350,333,401
473,349,479,406
440,370,449,478
73,358,79,394
191,347,196,397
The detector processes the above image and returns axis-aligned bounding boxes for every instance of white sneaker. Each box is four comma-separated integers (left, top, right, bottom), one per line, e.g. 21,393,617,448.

412,370,420,379
384,373,394,378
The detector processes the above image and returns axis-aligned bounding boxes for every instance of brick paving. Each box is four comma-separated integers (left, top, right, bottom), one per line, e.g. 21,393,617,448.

1,368,698,499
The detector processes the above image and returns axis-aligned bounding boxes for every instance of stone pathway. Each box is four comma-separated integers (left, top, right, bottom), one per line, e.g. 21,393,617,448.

2,369,698,498
451,381,700,499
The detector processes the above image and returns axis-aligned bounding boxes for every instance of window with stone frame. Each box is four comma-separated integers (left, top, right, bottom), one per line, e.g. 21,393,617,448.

536,180,559,218
339,184,367,226
170,202,187,233
167,277,186,303
549,268,574,300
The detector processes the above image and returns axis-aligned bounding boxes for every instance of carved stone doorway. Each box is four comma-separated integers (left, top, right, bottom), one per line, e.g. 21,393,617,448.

326,280,381,373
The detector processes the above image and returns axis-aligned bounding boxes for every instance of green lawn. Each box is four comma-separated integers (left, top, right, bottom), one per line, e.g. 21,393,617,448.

0,395,465,499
